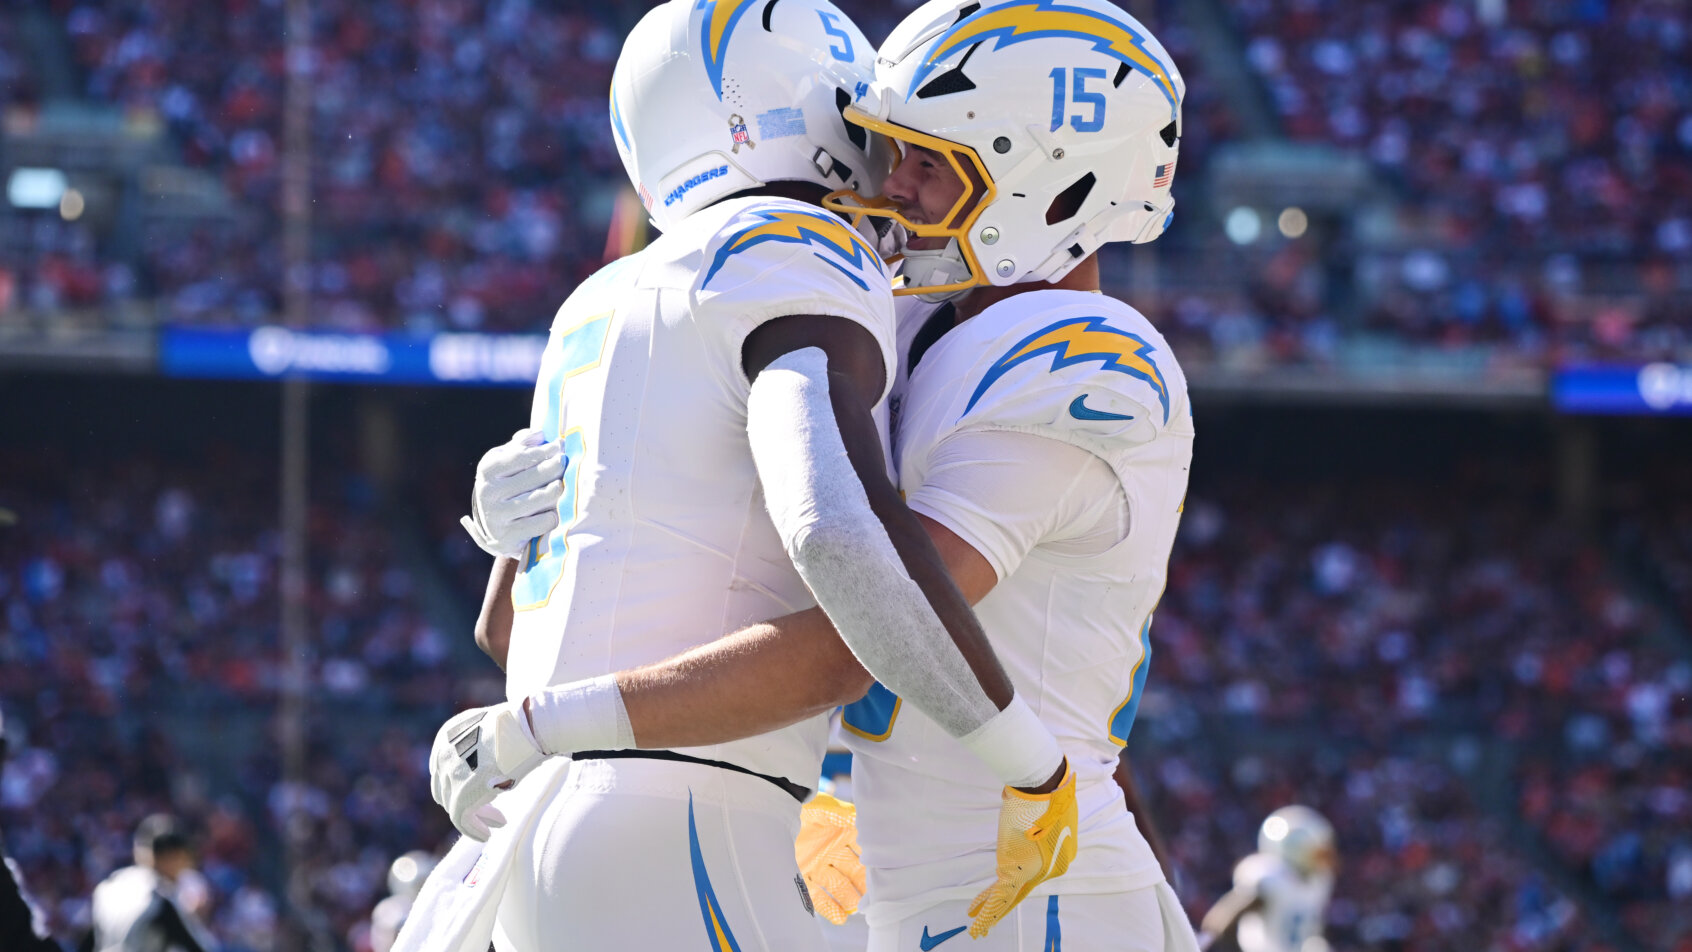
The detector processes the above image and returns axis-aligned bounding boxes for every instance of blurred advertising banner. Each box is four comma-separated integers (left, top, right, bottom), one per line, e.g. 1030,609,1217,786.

160,326,547,387
1553,363,1692,416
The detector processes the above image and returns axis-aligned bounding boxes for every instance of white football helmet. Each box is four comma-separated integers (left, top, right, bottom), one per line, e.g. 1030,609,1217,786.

1257,806,1336,876
610,0,895,232
824,0,1184,300
386,851,436,899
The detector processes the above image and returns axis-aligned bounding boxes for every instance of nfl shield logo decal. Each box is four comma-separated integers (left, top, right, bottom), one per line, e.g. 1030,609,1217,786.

729,113,755,153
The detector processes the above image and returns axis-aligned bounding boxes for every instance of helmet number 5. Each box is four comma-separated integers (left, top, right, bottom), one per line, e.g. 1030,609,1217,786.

818,11,854,62
1049,67,1108,133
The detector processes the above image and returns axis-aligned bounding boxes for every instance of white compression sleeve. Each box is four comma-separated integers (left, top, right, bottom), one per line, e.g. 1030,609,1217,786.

747,347,1063,787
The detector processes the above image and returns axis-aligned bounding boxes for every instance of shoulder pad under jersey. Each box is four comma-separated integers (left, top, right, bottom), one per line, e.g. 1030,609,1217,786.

692,197,891,319
951,294,1186,456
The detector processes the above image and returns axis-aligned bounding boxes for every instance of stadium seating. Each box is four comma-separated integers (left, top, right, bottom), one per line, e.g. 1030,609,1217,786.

1,0,1686,366
0,443,462,949
1142,472,1690,951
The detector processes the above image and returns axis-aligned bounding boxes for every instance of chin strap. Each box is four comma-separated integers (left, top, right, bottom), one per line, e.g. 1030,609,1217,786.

900,240,977,302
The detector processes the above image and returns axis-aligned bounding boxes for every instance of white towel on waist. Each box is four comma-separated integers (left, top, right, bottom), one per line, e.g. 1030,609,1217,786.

1156,880,1201,952
392,758,571,952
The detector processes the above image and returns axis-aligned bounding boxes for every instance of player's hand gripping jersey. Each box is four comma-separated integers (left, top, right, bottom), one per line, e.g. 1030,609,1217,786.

504,194,895,794
846,289,1193,924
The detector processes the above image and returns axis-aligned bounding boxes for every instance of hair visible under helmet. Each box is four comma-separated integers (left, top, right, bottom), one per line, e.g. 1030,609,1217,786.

133,814,191,864
610,0,896,232
825,0,1184,301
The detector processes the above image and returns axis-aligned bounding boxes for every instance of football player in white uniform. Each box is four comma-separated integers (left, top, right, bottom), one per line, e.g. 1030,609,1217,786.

1200,807,1336,952
819,3,1196,947
420,1,1082,949
368,851,435,952
452,0,1195,947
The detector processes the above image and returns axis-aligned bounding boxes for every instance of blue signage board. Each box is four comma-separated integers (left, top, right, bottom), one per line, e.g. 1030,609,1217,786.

1552,363,1692,416
160,327,547,388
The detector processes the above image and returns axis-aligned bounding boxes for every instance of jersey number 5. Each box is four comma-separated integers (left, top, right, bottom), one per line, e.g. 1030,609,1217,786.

512,312,613,610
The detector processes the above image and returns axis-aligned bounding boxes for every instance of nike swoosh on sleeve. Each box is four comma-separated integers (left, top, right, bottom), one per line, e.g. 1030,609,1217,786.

1043,826,1073,879
920,925,968,950
1069,394,1134,421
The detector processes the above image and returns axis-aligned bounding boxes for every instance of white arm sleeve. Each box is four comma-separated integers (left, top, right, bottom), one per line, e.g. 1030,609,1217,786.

747,347,1064,787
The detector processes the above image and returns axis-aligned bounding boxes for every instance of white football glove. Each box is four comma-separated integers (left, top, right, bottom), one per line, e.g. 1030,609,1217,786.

460,427,565,560
429,701,549,842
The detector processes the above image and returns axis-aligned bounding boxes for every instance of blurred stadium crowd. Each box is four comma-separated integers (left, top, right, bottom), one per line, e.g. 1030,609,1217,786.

0,441,466,950
0,0,1689,364
1142,471,1692,950
1,432,1687,950
2,0,628,333
1220,0,1692,363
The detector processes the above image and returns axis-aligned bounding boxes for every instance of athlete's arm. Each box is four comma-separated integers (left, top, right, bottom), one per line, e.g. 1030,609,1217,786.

609,507,1004,747
739,313,1064,791
1198,885,1260,952
465,426,565,671
474,557,519,671
615,607,873,745
1115,752,1178,887
910,512,997,602
508,426,1109,758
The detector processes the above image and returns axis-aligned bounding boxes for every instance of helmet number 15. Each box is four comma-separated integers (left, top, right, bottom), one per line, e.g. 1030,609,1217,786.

1050,67,1107,133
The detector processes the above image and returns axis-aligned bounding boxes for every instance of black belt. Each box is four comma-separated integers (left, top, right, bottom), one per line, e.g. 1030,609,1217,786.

573,749,811,803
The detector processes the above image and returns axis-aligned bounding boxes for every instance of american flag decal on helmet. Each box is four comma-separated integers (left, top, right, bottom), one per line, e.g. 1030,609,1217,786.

1152,159,1175,188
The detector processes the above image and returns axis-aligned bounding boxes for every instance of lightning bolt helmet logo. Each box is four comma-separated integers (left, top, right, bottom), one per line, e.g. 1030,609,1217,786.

908,0,1179,118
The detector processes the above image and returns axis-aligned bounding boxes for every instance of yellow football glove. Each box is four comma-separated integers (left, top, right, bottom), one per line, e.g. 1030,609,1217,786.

967,759,1079,938
795,792,865,925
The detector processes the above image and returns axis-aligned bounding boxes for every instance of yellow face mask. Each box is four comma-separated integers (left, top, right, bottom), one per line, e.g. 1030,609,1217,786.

823,105,998,298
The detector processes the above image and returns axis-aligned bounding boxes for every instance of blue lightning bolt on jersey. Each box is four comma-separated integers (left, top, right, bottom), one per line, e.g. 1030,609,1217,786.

505,195,897,794
847,288,1193,925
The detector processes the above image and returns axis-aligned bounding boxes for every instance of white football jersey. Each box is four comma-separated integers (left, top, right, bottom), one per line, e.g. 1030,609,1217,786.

1233,853,1333,952
847,290,1194,923
91,865,216,952
91,866,158,952
503,195,897,790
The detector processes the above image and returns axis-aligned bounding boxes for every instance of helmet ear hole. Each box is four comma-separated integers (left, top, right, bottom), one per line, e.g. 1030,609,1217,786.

836,88,868,152
914,41,981,99
1160,121,1178,147
1045,172,1096,226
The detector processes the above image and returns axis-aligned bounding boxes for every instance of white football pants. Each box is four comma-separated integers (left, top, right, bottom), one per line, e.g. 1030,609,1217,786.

866,882,1198,952
492,756,827,951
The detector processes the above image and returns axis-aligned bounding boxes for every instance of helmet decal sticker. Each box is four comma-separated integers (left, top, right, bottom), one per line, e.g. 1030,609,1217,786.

908,0,1177,118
